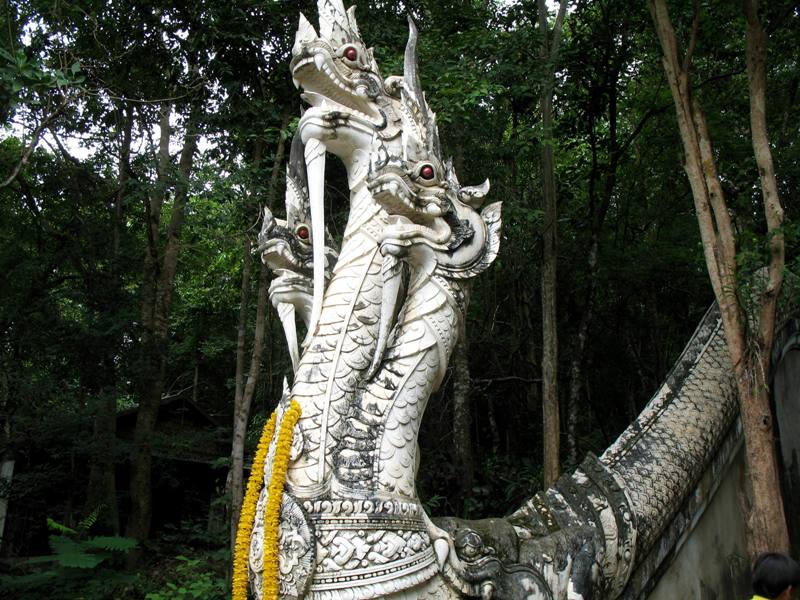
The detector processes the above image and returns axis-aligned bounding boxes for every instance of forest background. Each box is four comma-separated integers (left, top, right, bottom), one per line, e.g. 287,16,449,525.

0,0,798,598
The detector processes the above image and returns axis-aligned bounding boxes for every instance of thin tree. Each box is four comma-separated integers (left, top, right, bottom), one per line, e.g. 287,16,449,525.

537,0,568,488
650,0,789,556
229,118,289,549
84,102,133,535
452,318,474,500
127,101,200,544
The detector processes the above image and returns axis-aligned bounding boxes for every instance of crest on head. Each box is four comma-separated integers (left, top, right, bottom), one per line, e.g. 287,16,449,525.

400,18,441,164
317,0,361,46
293,0,381,78
284,132,311,236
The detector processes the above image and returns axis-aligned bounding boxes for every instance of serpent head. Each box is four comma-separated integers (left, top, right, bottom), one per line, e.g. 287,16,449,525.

366,20,502,279
291,0,390,136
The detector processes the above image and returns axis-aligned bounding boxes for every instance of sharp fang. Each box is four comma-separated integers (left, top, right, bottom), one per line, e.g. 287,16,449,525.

292,76,300,89
304,139,327,344
314,53,326,71
434,539,449,569
277,303,300,372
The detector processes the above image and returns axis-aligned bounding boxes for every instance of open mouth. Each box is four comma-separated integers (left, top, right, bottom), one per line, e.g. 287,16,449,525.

259,238,312,275
369,172,447,220
292,53,384,126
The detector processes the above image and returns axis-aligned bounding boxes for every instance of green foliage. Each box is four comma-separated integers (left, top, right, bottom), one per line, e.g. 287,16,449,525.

0,46,83,116
0,516,137,598
41,515,137,565
467,455,543,519
144,556,227,600
0,0,797,583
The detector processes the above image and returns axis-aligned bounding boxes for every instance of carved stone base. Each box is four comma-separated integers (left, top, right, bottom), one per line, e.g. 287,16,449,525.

302,499,438,599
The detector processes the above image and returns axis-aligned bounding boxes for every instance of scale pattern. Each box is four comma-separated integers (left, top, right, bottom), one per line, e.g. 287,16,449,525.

601,306,737,551
248,1,762,598
289,206,387,493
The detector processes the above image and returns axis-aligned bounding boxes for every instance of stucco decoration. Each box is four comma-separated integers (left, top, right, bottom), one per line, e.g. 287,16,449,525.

249,2,746,598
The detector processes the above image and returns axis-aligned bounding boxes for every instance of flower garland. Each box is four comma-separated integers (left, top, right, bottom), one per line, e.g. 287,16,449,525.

231,410,276,600
261,399,302,599
231,400,302,600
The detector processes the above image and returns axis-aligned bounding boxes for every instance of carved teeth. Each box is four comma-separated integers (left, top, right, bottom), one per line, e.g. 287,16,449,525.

314,53,326,71
434,538,449,569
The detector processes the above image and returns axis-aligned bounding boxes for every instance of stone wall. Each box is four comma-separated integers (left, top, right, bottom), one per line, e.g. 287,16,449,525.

618,419,751,599
646,441,750,599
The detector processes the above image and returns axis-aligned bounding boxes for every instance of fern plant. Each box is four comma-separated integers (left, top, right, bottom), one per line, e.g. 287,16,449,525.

0,508,138,598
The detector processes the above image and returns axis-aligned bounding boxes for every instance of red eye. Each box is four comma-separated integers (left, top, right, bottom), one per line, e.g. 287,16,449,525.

296,225,310,240
420,165,435,180
344,47,358,61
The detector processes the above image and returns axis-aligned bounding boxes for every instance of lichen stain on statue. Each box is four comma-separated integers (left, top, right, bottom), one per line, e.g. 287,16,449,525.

247,1,742,599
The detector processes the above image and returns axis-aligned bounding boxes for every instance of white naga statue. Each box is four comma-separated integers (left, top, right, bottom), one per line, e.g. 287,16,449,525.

243,2,747,599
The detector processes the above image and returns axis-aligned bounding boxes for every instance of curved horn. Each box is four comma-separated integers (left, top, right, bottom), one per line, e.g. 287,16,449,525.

403,18,440,156
285,133,310,229
404,18,423,103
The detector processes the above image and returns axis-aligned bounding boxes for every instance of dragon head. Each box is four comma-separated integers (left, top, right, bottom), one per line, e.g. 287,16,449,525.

366,19,502,278
291,0,406,337
367,19,448,220
258,134,337,279
361,20,503,380
291,0,390,136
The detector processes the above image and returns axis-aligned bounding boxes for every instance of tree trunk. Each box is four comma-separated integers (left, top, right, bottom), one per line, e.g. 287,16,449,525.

452,319,474,499
127,103,199,544
229,121,288,548
233,235,253,436
85,104,132,534
650,0,789,558
744,0,785,356
566,237,597,466
742,0,788,556
540,128,559,488
538,0,568,489
0,369,12,553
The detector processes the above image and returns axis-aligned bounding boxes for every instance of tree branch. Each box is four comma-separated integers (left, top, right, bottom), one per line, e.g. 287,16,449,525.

683,0,700,73
0,96,70,189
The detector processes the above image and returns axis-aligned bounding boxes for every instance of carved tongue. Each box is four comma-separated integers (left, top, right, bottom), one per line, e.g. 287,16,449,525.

304,138,327,344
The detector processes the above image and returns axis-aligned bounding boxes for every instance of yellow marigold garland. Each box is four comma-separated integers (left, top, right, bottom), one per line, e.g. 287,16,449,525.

232,410,276,600
231,400,302,600
261,400,302,600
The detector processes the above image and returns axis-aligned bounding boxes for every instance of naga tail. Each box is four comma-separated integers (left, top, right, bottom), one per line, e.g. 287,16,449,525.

439,304,741,599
